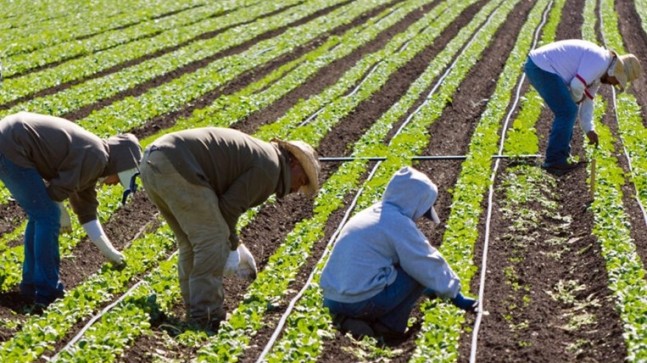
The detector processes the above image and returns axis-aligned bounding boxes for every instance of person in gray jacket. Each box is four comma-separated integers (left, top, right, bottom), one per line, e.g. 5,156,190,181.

0,112,141,307
320,166,477,340
139,127,321,332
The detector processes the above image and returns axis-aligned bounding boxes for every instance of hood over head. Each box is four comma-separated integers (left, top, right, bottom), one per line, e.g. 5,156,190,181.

105,133,142,188
382,166,440,223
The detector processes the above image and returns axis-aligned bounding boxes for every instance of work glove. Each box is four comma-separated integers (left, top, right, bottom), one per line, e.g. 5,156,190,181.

586,130,599,148
224,244,257,281
57,202,72,234
451,292,478,313
237,243,257,281
224,247,241,276
82,219,125,266
90,235,126,266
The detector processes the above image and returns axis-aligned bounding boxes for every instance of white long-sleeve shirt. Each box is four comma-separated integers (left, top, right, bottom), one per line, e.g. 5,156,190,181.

529,39,614,133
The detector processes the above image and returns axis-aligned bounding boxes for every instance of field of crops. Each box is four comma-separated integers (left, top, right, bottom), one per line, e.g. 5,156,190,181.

0,0,646,361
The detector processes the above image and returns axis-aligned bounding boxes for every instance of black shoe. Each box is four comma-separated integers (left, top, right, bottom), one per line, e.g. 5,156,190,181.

371,321,409,344
542,161,584,176
333,315,375,338
23,303,47,315
34,289,65,307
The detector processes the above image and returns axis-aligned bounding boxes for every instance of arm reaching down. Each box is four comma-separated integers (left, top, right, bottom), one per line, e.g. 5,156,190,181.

82,220,125,265
223,243,257,281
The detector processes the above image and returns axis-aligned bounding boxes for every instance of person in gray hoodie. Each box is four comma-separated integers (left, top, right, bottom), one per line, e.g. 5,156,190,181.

320,166,477,340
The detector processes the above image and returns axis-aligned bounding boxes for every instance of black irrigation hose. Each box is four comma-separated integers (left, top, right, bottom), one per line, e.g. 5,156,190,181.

318,154,542,162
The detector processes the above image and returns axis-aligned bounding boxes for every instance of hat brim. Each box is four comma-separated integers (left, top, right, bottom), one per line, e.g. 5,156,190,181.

277,140,320,198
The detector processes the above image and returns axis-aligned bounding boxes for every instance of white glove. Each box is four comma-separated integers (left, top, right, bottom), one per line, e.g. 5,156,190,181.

82,220,125,265
223,244,257,281
91,235,125,265
236,244,257,281
224,248,240,276
57,202,72,234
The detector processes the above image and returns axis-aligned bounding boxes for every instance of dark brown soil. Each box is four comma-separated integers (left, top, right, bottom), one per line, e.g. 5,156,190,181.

1,0,645,362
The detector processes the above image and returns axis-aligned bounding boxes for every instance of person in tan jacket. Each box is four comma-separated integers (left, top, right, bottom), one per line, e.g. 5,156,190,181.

139,127,320,331
0,112,142,307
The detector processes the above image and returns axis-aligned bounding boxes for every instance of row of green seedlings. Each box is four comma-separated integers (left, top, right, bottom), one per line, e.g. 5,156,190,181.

0,0,311,106
0,0,450,362
0,0,312,209
599,0,647,231
159,0,453,138
0,218,177,362
467,0,562,353
0,0,378,205
1,0,211,59
252,0,546,361
589,1,647,360
45,0,483,360
255,0,516,358
0,0,431,279
0,0,431,295
4,0,263,77
0,0,172,38
0,0,307,206
408,0,554,359
632,0,647,39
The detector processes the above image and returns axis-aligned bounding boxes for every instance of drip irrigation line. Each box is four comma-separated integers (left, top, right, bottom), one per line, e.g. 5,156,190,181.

51,214,182,361
469,1,553,362
318,154,541,162
52,280,148,362
297,59,383,128
598,2,647,230
345,60,383,98
610,86,647,228
255,162,383,363
256,3,504,360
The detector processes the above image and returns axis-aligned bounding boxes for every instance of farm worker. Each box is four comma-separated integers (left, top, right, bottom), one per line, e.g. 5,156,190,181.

524,39,642,175
320,166,477,340
138,127,320,331
0,112,141,307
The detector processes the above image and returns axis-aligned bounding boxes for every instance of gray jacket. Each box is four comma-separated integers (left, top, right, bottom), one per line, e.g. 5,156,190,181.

320,167,461,303
0,112,140,223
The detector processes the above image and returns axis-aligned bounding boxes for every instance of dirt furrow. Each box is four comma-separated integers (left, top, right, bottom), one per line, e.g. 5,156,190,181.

468,0,628,361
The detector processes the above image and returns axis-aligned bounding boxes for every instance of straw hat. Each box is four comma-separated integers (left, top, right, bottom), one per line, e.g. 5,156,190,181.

610,53,642,91
275,139,320,198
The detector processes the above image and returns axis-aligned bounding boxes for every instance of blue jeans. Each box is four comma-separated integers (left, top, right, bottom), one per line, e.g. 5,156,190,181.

0,153,64,305
323,266,427,333
524,57,579,167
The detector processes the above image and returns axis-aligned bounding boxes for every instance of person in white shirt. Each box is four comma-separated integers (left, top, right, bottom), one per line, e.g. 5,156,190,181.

524,39,642,175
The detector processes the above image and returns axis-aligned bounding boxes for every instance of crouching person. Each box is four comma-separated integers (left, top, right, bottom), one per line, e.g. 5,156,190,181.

320,166,478,341
139,127,320,332
0,112,141,307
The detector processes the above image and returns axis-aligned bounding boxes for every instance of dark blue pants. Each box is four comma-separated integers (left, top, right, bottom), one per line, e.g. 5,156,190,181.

323,266,427,333
524,57,579,167
0,153,64,304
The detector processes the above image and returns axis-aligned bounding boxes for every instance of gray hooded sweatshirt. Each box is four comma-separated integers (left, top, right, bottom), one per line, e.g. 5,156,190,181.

320,166,461,304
